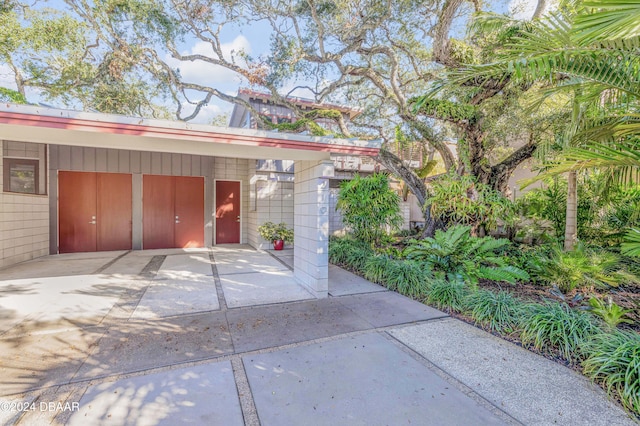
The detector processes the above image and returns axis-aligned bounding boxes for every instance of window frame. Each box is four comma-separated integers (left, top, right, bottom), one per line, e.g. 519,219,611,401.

3,157,43,195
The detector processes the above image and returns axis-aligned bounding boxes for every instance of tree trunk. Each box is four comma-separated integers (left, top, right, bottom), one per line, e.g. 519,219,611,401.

564,171,578,251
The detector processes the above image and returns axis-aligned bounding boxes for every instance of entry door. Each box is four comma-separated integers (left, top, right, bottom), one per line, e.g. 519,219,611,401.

215,180,241,244
142,175,204,249
58,171,132,253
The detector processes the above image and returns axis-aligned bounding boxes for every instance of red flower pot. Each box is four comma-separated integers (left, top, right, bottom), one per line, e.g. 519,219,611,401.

273,239,285,250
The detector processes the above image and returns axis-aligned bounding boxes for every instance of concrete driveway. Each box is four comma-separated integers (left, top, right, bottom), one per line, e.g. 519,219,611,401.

0,248,635,425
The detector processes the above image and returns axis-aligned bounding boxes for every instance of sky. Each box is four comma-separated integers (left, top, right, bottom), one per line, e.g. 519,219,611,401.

1,0,543,124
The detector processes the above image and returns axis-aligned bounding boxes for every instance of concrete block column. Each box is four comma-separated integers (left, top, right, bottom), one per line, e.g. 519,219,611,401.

293,160,334,298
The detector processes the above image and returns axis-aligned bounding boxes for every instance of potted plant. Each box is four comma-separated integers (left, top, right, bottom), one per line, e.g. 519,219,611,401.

257,222,293,250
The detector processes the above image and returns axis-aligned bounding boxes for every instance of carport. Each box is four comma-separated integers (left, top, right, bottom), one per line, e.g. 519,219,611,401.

0,103,381,297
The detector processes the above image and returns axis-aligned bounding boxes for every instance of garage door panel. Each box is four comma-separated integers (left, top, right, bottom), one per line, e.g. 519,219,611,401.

59,171,97,253
97,173,132,251
175,176,204,248
143,175,175,249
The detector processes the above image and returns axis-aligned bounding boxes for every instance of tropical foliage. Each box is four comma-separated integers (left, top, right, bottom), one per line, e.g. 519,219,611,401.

336,174,403,245
404,225,529,287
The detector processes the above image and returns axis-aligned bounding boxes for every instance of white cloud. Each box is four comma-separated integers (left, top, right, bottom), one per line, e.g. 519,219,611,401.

509,0,540,20
166,35,252,88
0,64,18,88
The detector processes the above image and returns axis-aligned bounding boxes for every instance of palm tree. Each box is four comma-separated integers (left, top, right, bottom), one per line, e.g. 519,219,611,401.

441,0,639,250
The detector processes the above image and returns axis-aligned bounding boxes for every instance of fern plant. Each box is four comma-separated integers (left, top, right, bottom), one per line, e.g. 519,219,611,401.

404,225,529,287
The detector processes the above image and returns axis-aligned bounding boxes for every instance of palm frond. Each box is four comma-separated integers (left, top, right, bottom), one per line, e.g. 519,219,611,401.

575,0,640,43
622,228,640,257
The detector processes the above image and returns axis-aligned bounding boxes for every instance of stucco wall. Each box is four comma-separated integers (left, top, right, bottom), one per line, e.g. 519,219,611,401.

0,140,49,268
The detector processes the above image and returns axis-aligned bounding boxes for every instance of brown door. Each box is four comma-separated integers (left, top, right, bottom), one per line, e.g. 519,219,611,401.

215,180,241,244
143,175,204,249
175,176,205,248
97,173,132,251
59,171,132,253
143,175,175,249
59,171,97,253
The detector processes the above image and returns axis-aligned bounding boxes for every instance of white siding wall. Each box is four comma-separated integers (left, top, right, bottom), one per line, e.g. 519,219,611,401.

0,141,49,268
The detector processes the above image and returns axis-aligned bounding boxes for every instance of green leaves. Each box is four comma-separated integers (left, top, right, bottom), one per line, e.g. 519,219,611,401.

336,173,403,246
622,228,640,257
520,302,601,362
404,225,529,287
582,331,640,413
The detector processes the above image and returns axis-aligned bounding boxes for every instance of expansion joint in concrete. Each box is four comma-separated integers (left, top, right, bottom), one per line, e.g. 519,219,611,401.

382,328,523,426
231,357,260,426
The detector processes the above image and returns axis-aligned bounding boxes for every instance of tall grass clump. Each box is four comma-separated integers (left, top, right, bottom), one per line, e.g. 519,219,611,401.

328,237,374,273
582,331,640,416
519,302,601,362
466,290,522,332
427,278,468,311
385,260,431,298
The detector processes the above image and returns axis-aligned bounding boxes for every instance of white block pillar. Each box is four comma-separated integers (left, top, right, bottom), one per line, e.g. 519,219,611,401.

293,159,334,298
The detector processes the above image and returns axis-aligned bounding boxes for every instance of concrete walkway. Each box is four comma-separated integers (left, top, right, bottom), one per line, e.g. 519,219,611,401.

0,248,636,425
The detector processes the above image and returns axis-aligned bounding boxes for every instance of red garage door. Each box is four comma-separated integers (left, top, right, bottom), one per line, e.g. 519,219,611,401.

58,171,132,253
143,175,204,249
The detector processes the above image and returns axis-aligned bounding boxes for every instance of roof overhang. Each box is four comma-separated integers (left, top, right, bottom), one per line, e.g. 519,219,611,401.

0,104,381,161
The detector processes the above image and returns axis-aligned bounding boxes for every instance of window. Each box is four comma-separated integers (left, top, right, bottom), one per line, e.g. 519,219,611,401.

4,159,39,193
2,141,47,195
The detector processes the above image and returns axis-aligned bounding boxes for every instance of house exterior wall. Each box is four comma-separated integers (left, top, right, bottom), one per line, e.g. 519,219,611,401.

0,140,49,268
293,160,334,297
48,145,250,252
247,161,295,250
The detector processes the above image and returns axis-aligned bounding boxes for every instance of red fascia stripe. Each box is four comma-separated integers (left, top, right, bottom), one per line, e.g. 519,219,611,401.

0,111,380,156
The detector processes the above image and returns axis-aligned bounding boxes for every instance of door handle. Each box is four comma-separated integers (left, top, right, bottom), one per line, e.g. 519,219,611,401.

175,215,180,224
236,215,241,223
89,216,96,225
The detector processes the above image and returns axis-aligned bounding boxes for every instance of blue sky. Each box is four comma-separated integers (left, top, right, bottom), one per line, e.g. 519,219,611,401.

1,0,543,123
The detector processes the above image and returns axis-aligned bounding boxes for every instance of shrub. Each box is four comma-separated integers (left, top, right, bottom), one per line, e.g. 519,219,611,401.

527,243,636,292
588,296,633,329
363,255,392,284
519,302,601,362
427,278,468,312
385,260,431,298
582,331,640,415
466,290,522,332
364,256,431,298
427,172,515,233
404,225,529,287
336,173,403,245
329,237,374,272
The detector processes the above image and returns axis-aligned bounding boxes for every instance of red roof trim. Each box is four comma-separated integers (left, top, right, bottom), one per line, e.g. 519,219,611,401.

0,111,380,156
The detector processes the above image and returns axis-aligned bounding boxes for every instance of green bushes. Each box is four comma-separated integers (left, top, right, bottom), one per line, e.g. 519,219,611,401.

527,243,636,292
519,302,601,362
466,290,521,332
404,225,529,287
582,331,640,414
328,237,374,273
427,278,468,311
336,173,403,245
